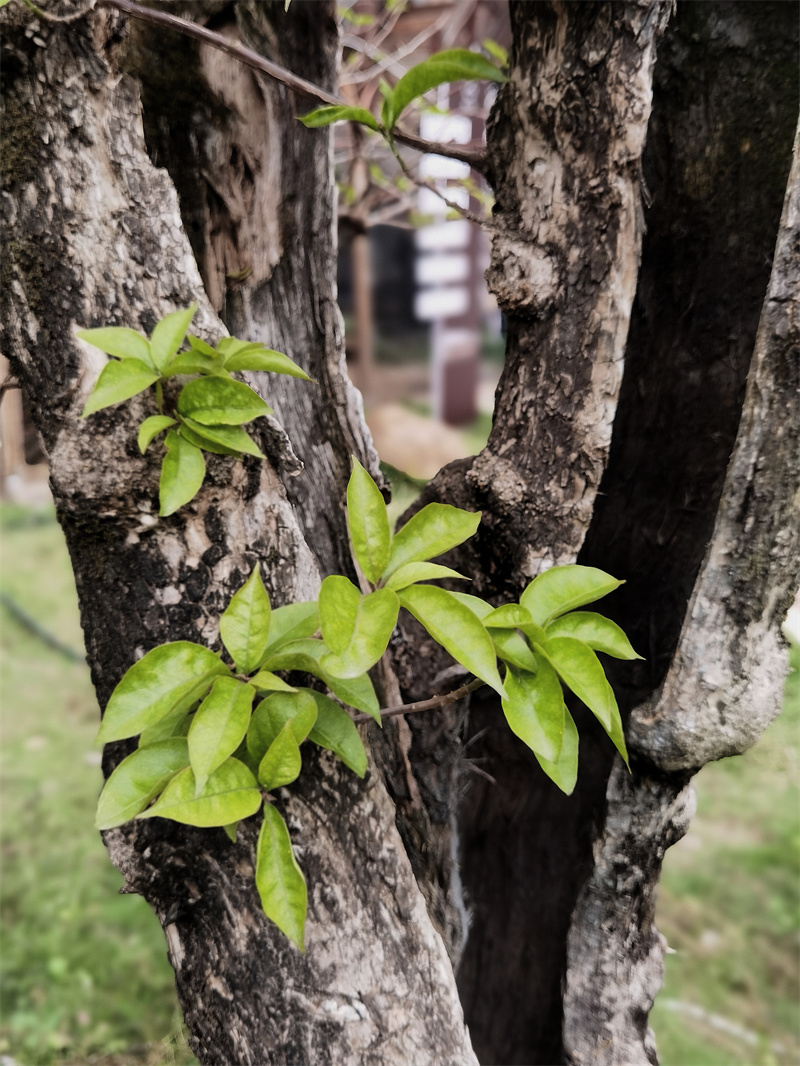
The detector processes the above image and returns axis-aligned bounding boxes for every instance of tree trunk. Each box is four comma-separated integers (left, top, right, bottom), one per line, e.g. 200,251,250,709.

1,4,474,1064
404,3,798,1064
1,2,797,1065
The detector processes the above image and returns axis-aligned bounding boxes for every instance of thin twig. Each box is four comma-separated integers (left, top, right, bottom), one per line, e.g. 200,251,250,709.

352,677,485,725
340,6,451,86
96,0,488,173
0,376,20,400
389,141,489,228
21,0,97,22
462,761,497,785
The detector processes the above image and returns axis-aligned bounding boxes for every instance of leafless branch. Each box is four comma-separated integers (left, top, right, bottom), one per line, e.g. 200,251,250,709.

0,376,20,400
340,6,452,86
352,677,485,725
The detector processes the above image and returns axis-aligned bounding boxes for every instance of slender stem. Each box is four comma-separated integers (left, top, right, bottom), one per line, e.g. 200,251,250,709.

0,377,20,400
96,0,489,174
389,141,490,229
21,0,97,21
352,676,485,725
155,380,164,415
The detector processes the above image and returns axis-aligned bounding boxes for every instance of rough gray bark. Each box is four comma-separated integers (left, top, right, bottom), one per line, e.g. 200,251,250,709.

0,5,475,1065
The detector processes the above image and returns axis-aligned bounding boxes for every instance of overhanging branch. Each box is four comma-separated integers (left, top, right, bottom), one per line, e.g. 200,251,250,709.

97,0,489,174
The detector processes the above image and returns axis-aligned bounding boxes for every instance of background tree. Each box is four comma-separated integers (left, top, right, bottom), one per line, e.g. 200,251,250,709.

1,2,797,1065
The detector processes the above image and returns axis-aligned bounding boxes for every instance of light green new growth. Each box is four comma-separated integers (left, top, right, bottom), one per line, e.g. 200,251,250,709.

298,46,506,140
94,458,639,951
78,304,312,516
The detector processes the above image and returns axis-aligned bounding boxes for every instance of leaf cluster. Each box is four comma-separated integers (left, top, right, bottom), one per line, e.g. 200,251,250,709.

298,47,506,141
78,305,311,516
95,459,640,952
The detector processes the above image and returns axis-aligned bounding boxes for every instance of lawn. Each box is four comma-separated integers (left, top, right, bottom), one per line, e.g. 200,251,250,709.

0,504,194,1065
1,500,797,1064
651,638,800,1065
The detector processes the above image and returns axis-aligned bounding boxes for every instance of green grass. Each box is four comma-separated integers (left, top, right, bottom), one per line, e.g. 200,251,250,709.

0,503,195,1065
651,641,800,1065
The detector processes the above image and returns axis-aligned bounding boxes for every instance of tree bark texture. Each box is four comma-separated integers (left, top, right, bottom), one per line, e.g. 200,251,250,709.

404,3,799,1064
1,5,475,1065
2,2,798,1065
565,113,800,1066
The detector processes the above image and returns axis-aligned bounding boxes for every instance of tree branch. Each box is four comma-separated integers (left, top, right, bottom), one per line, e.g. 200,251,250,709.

0,376,20,400
352,677,485,725
97,0,489,174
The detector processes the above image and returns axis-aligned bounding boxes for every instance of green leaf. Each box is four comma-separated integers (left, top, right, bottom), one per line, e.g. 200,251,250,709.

97,642,229,744
484,603,546,645
540,636,617,732
187,334,218,358
224,347,313,381
188,677,255,795
545,611,643,660
95,739,189,830
491,629,539,672
258,721,302,790
81,358,160,417
306,691,367,777
318,576,360,655
448,590,493,620
256,804,307,950
384,503,481,579
216,337,248,356
398,585,505,697
151,304,197,372
159,430,206,516
177,423,241,457
482,38,509,67
165,351,222,377
139,704,192,746
605,704,630,767
249,671,297,693
77,326,153,367
186,414,264,459
520,565,623,627
535,709,579,795
299,105,380,133
262,638,380,722
219,564,271,673
139,758,261,827
346,458,391,585
246,691,318,765
223,822,239,843
502,663,565,764
387,49,506,129
383,561,466,591
138,415,177,454
319,577,399,679
262,602,320,657
178,376,273,426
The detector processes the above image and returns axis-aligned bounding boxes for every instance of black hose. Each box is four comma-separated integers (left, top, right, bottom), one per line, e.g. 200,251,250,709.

0,591,85,663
